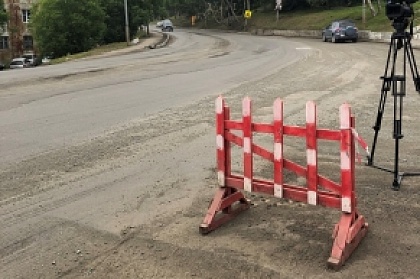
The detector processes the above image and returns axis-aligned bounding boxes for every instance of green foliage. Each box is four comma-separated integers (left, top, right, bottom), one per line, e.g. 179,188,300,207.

0,0,7,26
249,2,420,32
99,0,169,44
30,0,105,57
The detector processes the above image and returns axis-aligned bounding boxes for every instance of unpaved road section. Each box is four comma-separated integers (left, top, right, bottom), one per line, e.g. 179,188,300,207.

1,30,419,278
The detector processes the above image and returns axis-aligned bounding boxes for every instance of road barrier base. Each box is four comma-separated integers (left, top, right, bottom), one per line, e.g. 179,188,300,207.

199,187,250,235
328,211,369,269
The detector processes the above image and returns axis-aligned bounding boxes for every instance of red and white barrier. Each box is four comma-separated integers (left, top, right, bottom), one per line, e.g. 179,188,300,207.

200,96,369,270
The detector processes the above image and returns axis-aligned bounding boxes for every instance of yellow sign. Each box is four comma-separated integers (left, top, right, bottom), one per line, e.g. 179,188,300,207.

244,10,252,19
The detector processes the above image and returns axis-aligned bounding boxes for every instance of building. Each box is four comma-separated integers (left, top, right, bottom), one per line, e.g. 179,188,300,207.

1,0,37,63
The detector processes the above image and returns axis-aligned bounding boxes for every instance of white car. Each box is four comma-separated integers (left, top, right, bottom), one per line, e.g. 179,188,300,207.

22,53,39,66
9,58,30,69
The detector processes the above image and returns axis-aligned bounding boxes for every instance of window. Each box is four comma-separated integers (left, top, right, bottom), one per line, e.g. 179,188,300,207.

22,9,31,23
23,36,33,50
0,23,7,33
0,36,8,49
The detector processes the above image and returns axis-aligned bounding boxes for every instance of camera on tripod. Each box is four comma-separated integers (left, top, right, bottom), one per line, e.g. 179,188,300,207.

386,0,416,29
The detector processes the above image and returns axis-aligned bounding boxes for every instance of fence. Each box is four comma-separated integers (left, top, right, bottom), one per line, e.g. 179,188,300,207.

200,96,368,269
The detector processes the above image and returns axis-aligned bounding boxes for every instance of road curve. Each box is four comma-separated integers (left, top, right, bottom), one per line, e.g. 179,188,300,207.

0,29,309,168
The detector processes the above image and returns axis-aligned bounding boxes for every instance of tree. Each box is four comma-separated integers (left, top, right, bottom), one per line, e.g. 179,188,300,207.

99,0,168,44
0,0,7,27
30,0,106,57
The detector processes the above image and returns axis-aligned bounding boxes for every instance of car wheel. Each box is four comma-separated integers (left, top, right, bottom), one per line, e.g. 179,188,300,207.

322,34,327,42
332,35,336,43
352,38,358,43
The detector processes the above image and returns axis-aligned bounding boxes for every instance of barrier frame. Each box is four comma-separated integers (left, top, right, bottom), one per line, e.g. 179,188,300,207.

200,96,368,269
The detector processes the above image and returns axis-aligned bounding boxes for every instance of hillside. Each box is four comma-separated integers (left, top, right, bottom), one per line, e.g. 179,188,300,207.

179,3,420,32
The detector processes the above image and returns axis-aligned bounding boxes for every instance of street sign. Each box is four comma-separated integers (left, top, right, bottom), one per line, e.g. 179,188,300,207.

244,10,252,19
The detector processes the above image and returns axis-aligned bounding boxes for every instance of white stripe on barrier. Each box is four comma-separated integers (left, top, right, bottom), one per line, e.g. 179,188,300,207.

274,98,283,120
216,98,223,114
216,135,224,150
340,104,351,129
274,183,283,198
218,171,225,186
243,98,251,117
341,197,351,213
306,102,316,124
340,151,351,170
244,137,251,154
244,177,252,192
308,190,317,205
274,142,283,161
307,149,317,166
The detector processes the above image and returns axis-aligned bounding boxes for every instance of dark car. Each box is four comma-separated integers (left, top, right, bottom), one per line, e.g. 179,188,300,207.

0,63,4,71
322,20,358,43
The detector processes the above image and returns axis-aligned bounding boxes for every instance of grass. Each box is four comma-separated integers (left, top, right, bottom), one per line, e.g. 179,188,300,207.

183,3,420,32
50,30,151,64
50,42,129,64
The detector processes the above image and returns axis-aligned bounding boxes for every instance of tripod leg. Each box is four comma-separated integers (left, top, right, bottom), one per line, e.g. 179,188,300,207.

369,39,395,165
369,88,388,165
404,38,420,92
392,80,404,190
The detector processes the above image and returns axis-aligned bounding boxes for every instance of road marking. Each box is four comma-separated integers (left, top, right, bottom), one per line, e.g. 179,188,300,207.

296,47,312,50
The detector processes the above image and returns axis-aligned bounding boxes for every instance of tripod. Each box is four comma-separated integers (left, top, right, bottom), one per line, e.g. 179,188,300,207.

368,22,420,190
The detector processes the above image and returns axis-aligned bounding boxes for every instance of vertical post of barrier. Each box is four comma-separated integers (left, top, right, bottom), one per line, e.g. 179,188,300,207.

225,106,232,179
306,102,318,205
243,97,253,193
328,104,368,269
199,97,250,234
351,116,356,209
216,96,226,187
340,104,353,213
273,99,284,198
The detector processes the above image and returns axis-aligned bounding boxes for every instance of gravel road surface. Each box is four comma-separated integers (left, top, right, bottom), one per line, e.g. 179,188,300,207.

0,29,419,278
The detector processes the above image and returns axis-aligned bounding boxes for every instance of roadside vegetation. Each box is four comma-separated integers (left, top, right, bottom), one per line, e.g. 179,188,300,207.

0,0,6,26
189,2,420,32
29,0,168,60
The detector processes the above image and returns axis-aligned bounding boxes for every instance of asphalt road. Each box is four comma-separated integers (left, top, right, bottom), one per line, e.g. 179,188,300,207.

0,29,309,168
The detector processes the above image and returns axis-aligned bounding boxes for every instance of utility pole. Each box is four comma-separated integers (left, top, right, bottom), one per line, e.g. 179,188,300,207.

245,0,250,27
124,0,130,45
362,0,366,28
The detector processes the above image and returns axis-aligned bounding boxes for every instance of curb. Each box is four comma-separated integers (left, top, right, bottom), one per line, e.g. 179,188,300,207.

249,27,420,48
148,32,171,49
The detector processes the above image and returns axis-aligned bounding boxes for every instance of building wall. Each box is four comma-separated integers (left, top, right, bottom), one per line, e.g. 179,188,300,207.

1,0,37,63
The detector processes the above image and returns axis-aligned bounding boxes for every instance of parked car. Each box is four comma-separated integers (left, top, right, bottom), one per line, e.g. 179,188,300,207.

161,19,173,32
322,20,358,43
0,62,4,71
42,56,51,65
22,53,40,66
9,58,30,69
